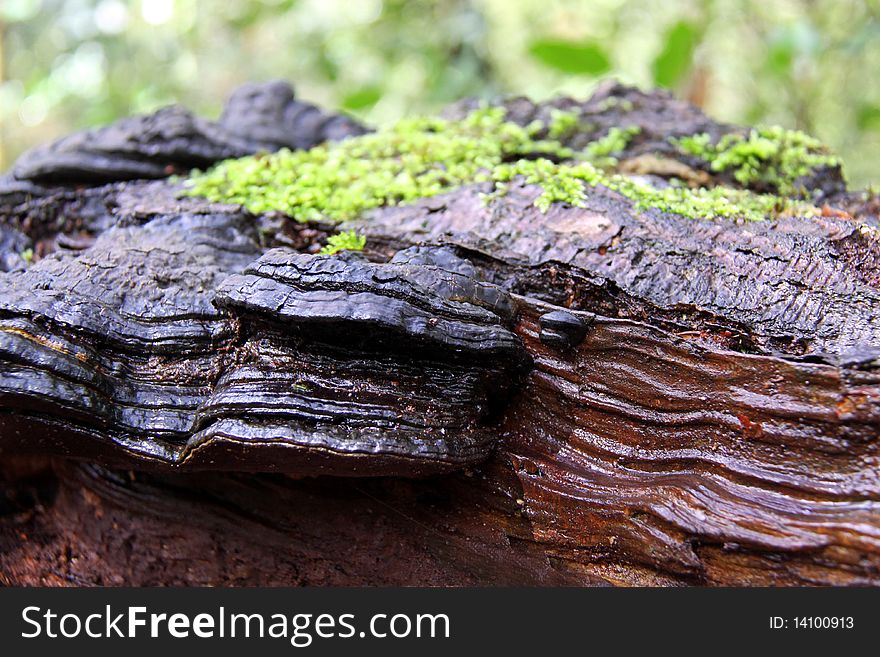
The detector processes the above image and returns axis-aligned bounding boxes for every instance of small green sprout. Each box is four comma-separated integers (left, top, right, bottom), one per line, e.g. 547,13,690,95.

320,230,367,255
20,248,34,264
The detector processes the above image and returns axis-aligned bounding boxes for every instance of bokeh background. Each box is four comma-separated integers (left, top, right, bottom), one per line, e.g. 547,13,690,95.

1,0,878,186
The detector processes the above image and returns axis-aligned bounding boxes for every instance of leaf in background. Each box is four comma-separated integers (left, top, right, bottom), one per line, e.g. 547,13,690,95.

765,26,798,77
765,21,821,77
527,39,611,75
765,40,794,77
316,48,340,82
652,21,699,88
342,86,382,111
857,104,880,131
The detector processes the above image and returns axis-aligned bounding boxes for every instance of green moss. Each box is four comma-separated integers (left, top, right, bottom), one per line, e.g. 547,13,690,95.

183,104,828,224
20,248,33,264
320,229,366,255
547,109,581,140
485,159,596,212
672,127,841,195
594,96,634,113
612,175,812,222
583,125,640,167
184,106,577,222
480,157,815,221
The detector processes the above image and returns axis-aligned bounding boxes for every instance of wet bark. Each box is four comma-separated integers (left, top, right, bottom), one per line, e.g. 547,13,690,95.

1,82,879,586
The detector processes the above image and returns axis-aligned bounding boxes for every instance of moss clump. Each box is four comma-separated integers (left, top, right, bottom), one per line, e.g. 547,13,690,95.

481,157,815,221
183,104,829,224
486,159,598,212
547,108,581,140
184,107,573,223
582,125,641,169
616,175,810,221
672,127,841,195
585,125,641,161
320,230,366,255
594,96,634,113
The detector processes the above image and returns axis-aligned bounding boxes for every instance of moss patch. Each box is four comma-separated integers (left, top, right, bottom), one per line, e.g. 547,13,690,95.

671,127,841,195
482,158,814,221
183,105,831,224
183,107,574,222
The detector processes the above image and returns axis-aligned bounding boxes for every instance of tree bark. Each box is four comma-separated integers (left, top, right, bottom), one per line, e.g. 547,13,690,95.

1,83,879,586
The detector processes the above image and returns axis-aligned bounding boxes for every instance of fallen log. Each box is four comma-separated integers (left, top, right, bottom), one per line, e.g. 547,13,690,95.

1,81,878,586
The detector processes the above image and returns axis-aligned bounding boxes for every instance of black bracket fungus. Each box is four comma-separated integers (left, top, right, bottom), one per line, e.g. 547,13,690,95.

195,246,532,477
215,246,524,358
218,79,367,151
539,309,591,351
0,212,261,467
0,219,531,477
12,105,247,184
8,80,366,186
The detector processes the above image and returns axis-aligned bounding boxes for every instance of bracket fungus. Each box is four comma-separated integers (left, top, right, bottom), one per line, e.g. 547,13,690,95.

0,209,529,476
196,246,531,476
8,80,365,185
0,212,261,467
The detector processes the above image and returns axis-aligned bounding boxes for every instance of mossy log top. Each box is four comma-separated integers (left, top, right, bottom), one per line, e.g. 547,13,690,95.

1,80,879,586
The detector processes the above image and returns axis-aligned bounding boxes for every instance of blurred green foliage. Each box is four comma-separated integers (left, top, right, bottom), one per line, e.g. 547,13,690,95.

1,0,878,186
